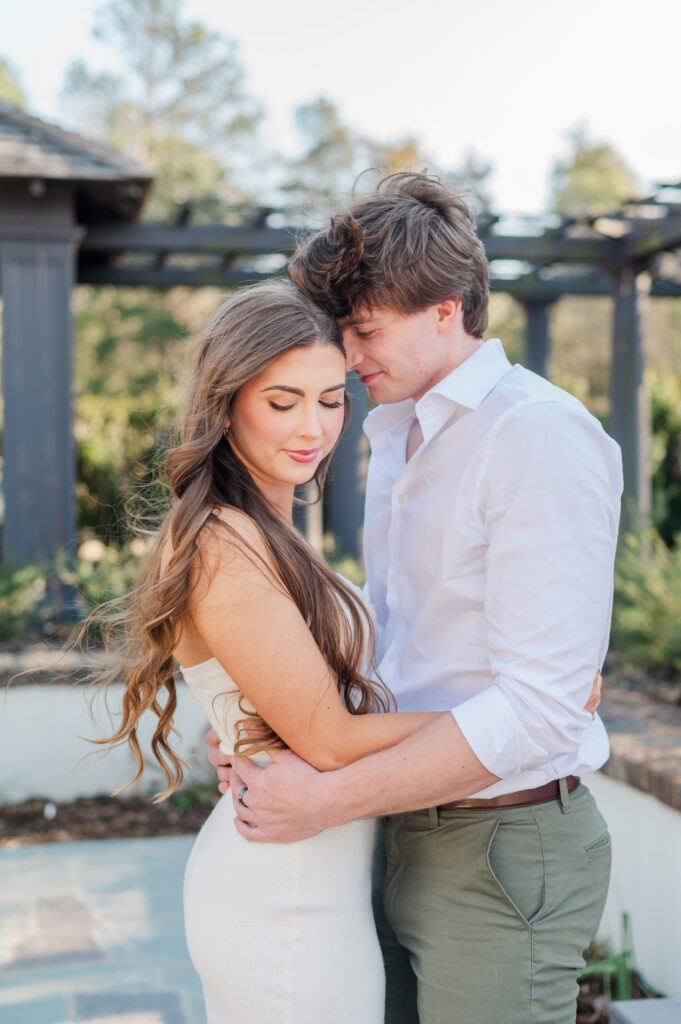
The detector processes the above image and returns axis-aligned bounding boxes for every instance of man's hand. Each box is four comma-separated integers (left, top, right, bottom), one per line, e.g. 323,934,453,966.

585,670,602,719
205,728,232,795
230,748,333,843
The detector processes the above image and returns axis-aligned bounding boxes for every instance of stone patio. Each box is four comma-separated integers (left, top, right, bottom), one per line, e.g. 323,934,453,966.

0,835,205,1024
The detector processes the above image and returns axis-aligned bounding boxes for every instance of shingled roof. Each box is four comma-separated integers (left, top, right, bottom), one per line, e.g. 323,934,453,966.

0,100,154,220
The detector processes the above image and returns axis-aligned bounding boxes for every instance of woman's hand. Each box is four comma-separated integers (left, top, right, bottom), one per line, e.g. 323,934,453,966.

585,671,602,718
205,728,232,795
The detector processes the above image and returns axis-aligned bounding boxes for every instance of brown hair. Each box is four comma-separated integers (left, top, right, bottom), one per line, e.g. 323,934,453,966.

87,281,390,799
289,171,489,337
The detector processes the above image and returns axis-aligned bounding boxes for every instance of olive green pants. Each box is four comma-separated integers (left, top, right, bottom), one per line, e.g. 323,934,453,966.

372,782,611,1024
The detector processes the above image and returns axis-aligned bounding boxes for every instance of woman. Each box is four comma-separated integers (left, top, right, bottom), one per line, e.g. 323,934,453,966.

94,281,445,1024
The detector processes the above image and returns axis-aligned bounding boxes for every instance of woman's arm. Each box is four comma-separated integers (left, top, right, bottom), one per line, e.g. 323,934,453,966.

188,515,444,772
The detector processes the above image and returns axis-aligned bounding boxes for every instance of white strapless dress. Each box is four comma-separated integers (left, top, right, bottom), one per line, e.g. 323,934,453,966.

181,657,384,1024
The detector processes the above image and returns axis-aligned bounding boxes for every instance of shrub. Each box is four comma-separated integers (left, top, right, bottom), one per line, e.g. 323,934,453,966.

611,530,681,676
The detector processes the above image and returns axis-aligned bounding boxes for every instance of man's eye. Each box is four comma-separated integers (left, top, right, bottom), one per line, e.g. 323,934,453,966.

320,401,343,409
269,402,295,411
357,329,378,339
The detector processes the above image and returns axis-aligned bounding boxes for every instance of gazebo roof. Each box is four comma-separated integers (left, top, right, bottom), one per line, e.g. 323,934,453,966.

0,100,153,220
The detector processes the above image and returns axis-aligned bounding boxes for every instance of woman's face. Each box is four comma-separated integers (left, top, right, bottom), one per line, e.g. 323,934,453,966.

226,342,347,519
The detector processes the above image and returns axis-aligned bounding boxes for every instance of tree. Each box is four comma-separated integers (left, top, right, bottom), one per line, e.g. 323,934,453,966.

0,57,27,108
61,0,264,215
443,151,495,215
280,97,377,211
549,125,640,218
281,95,493,217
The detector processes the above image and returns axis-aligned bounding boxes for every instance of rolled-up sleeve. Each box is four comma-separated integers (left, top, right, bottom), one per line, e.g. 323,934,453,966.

452,401,622,778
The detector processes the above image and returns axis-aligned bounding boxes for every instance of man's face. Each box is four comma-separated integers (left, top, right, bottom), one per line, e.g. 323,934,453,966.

340,305,459,405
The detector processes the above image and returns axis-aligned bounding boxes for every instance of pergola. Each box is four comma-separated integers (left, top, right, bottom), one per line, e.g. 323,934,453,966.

2,100,680,560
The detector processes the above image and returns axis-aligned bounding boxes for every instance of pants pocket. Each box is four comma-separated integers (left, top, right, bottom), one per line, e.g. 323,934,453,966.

585,829,612,861
487,813,546,926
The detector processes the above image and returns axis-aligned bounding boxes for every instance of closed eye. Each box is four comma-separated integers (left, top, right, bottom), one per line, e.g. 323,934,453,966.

320,400,343,409
269,402,295,411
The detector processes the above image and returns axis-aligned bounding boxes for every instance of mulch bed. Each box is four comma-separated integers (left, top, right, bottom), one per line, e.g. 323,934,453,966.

0,791,219,850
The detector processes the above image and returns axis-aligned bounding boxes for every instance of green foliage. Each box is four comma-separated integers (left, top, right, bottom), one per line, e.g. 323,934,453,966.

171,783,218,811
61,0,263,214
72,286,213,539
282,95,493,215
550,125,640,217
323,541,366,587
0,57,27,108
75,389,172,541
611,531,681,675
649,371,681,544
0,536,366,643
0,543,144,641
0,562,52,640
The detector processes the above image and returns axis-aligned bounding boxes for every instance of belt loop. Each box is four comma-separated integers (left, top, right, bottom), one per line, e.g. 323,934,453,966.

559,776,571,814
428,805,440,828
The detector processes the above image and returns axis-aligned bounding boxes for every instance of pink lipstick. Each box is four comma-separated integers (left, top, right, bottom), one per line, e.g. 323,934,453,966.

284,449,320,463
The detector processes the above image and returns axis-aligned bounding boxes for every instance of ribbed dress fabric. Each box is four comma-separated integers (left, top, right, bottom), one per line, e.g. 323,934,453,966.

181,657,384,1023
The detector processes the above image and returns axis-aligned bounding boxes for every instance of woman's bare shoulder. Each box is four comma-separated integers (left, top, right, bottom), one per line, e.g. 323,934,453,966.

203,506,275,566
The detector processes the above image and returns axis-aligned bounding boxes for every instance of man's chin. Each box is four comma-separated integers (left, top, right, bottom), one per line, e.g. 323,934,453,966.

366,379,413,405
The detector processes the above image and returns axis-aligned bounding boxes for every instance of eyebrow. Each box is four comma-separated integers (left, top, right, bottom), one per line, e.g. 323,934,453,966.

342,317,379,328
260,383,346,396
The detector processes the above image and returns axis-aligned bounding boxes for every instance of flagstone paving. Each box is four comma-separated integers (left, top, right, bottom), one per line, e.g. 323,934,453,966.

0,835,205,1024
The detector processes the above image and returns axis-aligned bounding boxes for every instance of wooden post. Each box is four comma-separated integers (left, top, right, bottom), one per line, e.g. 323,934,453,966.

327,373,369,558
0,184,79,561
610,268,651,531
522,298,553,378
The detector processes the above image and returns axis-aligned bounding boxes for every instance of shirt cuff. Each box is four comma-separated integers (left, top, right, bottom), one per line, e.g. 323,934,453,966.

451,683,549,779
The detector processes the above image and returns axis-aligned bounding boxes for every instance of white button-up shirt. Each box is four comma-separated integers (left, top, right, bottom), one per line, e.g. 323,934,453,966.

363,338,623,797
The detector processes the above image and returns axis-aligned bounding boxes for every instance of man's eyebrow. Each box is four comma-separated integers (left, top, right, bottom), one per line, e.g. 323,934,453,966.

342,317,379,328
260,383,345,396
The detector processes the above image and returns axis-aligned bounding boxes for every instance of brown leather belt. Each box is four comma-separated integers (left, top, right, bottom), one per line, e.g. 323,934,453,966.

439,775,580,811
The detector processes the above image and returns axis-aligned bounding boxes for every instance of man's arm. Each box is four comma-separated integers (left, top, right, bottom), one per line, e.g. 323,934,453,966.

230,713,497,842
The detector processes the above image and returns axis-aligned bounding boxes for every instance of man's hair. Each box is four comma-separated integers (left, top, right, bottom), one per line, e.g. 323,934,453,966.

289,172,489,338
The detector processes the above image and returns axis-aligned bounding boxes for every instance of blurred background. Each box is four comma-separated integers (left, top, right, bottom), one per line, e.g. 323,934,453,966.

1,2,681,1017
1,0,679,671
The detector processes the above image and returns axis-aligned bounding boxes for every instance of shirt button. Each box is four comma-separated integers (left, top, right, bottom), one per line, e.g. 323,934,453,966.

397,494,405,504
390,574,397,585
388,652,396,663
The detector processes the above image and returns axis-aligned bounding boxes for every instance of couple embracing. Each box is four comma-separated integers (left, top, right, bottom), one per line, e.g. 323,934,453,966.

101,173,622,1023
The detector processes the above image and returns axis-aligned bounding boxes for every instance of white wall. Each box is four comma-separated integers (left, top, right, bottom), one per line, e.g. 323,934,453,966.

0,682,214,804
588,771,681,999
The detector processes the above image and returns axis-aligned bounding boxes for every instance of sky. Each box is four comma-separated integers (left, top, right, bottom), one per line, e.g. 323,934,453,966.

1,0,679,213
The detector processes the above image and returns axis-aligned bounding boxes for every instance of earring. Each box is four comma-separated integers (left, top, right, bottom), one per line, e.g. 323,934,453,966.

223,425,229,440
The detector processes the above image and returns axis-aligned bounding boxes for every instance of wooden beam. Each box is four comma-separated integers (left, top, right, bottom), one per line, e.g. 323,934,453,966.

81,220,624,264
1,233,78,559
78,263,277,288
81,222,297,256
624,214,681,261
480,231,619,264
610,269,651,530
521,300,552,378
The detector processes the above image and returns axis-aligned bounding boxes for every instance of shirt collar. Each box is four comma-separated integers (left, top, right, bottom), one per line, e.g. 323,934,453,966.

364,338,512,448
420,338,511,411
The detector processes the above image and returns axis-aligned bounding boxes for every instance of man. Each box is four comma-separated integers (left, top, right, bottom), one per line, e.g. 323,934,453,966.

208,173,622,1023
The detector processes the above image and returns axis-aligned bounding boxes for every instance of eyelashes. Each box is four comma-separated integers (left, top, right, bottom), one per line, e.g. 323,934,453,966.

268,400,343,411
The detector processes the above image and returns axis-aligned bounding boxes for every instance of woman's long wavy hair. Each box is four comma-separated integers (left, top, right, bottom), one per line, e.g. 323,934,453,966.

88,281,391,799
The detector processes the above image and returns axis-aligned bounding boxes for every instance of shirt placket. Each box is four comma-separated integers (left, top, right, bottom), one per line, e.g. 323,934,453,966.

382,441,421,676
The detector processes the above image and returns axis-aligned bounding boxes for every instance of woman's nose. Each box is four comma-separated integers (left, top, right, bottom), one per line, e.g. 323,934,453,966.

297,403,323,438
